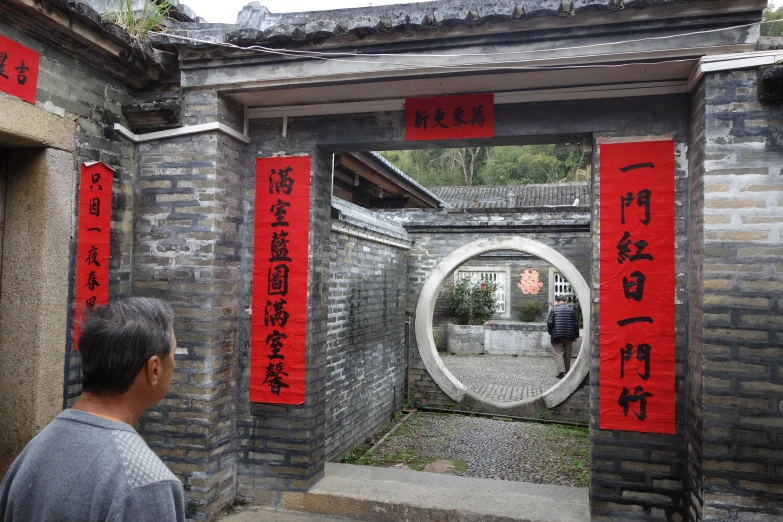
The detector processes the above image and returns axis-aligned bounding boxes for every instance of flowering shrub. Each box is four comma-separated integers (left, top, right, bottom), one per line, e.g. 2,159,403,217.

443,277,498,325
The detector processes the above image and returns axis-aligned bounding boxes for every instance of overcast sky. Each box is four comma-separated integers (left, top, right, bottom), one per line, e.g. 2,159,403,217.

184,0,781,24
184,0,432,23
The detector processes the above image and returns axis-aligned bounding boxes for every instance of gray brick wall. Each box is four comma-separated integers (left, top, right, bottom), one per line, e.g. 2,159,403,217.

0,21,138,407
325,224,408,461
697,69,783,522
589,98,692,522
132,90,245,520
687,80,707,522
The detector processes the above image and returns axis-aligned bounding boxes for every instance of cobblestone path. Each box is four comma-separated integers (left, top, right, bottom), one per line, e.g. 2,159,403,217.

441,355,560,401
366,412,589,487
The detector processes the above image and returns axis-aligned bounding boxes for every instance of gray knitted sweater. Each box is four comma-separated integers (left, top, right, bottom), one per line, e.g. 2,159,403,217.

0,409,185,522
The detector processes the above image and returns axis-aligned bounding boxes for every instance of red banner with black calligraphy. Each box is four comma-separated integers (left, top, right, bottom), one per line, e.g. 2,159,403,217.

250,156,311,404
405,94,494,141
74,162,113,349
0,35,40,104
599,140,676,434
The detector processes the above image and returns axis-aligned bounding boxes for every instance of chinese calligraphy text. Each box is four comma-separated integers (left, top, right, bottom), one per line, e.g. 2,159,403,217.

405,94,495,141
0,35,39,104
250,156,311,405
599,140,675,434
74,163,113,349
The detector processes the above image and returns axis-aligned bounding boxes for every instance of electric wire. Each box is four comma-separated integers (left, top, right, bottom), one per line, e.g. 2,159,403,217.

149,18,775,69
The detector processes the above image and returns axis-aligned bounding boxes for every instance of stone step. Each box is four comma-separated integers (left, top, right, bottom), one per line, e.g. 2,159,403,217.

281,462,590,522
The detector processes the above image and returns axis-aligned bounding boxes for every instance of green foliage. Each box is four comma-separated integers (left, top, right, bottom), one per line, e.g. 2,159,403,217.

99,0,172,40
565,293,584,330
763,5,783,37
443,276,498,325
380,145,589,187
518,301,543,322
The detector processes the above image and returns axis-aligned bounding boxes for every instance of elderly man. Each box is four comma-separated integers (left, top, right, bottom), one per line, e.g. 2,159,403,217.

547,295,580,379
0,298,185,522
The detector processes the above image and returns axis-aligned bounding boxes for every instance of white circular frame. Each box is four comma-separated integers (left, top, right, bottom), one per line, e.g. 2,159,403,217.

415,237,591,410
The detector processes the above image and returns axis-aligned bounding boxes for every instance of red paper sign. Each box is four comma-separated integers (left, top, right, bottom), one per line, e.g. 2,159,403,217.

599,140,675,434
74,163,113,349
0,35,40,104
250,156,311,404
405,94,494,141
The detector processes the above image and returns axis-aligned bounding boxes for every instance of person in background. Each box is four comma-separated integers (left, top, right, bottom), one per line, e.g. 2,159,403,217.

547,295,580,379
0,297,185,522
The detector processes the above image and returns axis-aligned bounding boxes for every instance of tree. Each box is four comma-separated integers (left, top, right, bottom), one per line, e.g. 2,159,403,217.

762,5,783,37
379,145,589,188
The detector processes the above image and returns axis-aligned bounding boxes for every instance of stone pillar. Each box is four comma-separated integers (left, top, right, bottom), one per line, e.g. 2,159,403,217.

235,141,330,506
590,133,691,521
694,69,783,521
0,148,74,476
133,90,245,520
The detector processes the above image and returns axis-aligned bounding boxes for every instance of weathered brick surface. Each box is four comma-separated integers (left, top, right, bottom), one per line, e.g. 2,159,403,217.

235,131,330,506
687,80,706,522
590,97,692,521
0,21,137,407
324,220,408,461
695,70,783,522
132,90,244,521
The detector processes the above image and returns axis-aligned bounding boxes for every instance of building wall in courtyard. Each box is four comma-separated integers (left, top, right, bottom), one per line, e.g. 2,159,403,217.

323,206,409,462
696,69,783,522
381,208,592,423
433,253,587,352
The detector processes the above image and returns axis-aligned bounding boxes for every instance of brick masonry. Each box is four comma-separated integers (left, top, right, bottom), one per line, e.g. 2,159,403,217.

695,70,783,522
131,89,245,520
324,213,409,461
589,98,692,522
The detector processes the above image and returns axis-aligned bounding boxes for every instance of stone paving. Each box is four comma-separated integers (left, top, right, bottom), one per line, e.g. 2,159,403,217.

365,412,589,488
440,354,562,401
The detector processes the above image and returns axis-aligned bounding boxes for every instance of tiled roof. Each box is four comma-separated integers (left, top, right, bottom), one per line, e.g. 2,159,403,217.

430,183,589,209
165,0,733,46
367,152,446,208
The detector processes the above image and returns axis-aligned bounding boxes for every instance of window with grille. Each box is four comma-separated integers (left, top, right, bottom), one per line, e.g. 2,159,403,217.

455,269,507,315
552,272,575,301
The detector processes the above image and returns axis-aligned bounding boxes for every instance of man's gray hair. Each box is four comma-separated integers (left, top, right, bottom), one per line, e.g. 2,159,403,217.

79,297,175,395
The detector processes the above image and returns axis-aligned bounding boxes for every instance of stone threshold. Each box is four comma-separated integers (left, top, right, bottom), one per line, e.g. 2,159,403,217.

281,462,590,522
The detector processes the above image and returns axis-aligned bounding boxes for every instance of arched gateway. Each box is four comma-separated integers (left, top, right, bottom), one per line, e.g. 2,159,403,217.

415,237,590,415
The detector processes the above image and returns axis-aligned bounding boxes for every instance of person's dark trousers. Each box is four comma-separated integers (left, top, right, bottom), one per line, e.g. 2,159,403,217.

551,339,574,375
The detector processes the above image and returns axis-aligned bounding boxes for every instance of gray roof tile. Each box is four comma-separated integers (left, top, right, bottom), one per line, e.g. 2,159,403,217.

430,183,590,209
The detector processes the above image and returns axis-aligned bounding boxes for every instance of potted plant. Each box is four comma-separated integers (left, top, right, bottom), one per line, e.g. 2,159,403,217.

518,301,543,322
443,277,497,354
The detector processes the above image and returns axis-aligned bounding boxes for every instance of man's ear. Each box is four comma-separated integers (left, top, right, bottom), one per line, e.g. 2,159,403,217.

145,356,163,386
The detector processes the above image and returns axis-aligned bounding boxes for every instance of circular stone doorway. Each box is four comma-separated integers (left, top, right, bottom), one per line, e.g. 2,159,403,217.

414,237,590,414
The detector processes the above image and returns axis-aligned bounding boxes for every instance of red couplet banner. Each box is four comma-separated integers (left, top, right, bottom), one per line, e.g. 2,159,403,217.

251,156,311,404
599,140,676,434
0,35,40,104
405,94,494,141
74,163,113,349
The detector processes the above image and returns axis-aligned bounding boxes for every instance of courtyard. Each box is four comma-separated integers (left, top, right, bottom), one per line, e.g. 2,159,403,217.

344,412,589,488
441,354,562,402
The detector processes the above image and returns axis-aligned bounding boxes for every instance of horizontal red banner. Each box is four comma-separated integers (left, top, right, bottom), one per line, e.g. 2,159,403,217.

250,156,311,405
0,35,40,104
74,163,113,349
599,140,676,434
405,94,494,141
